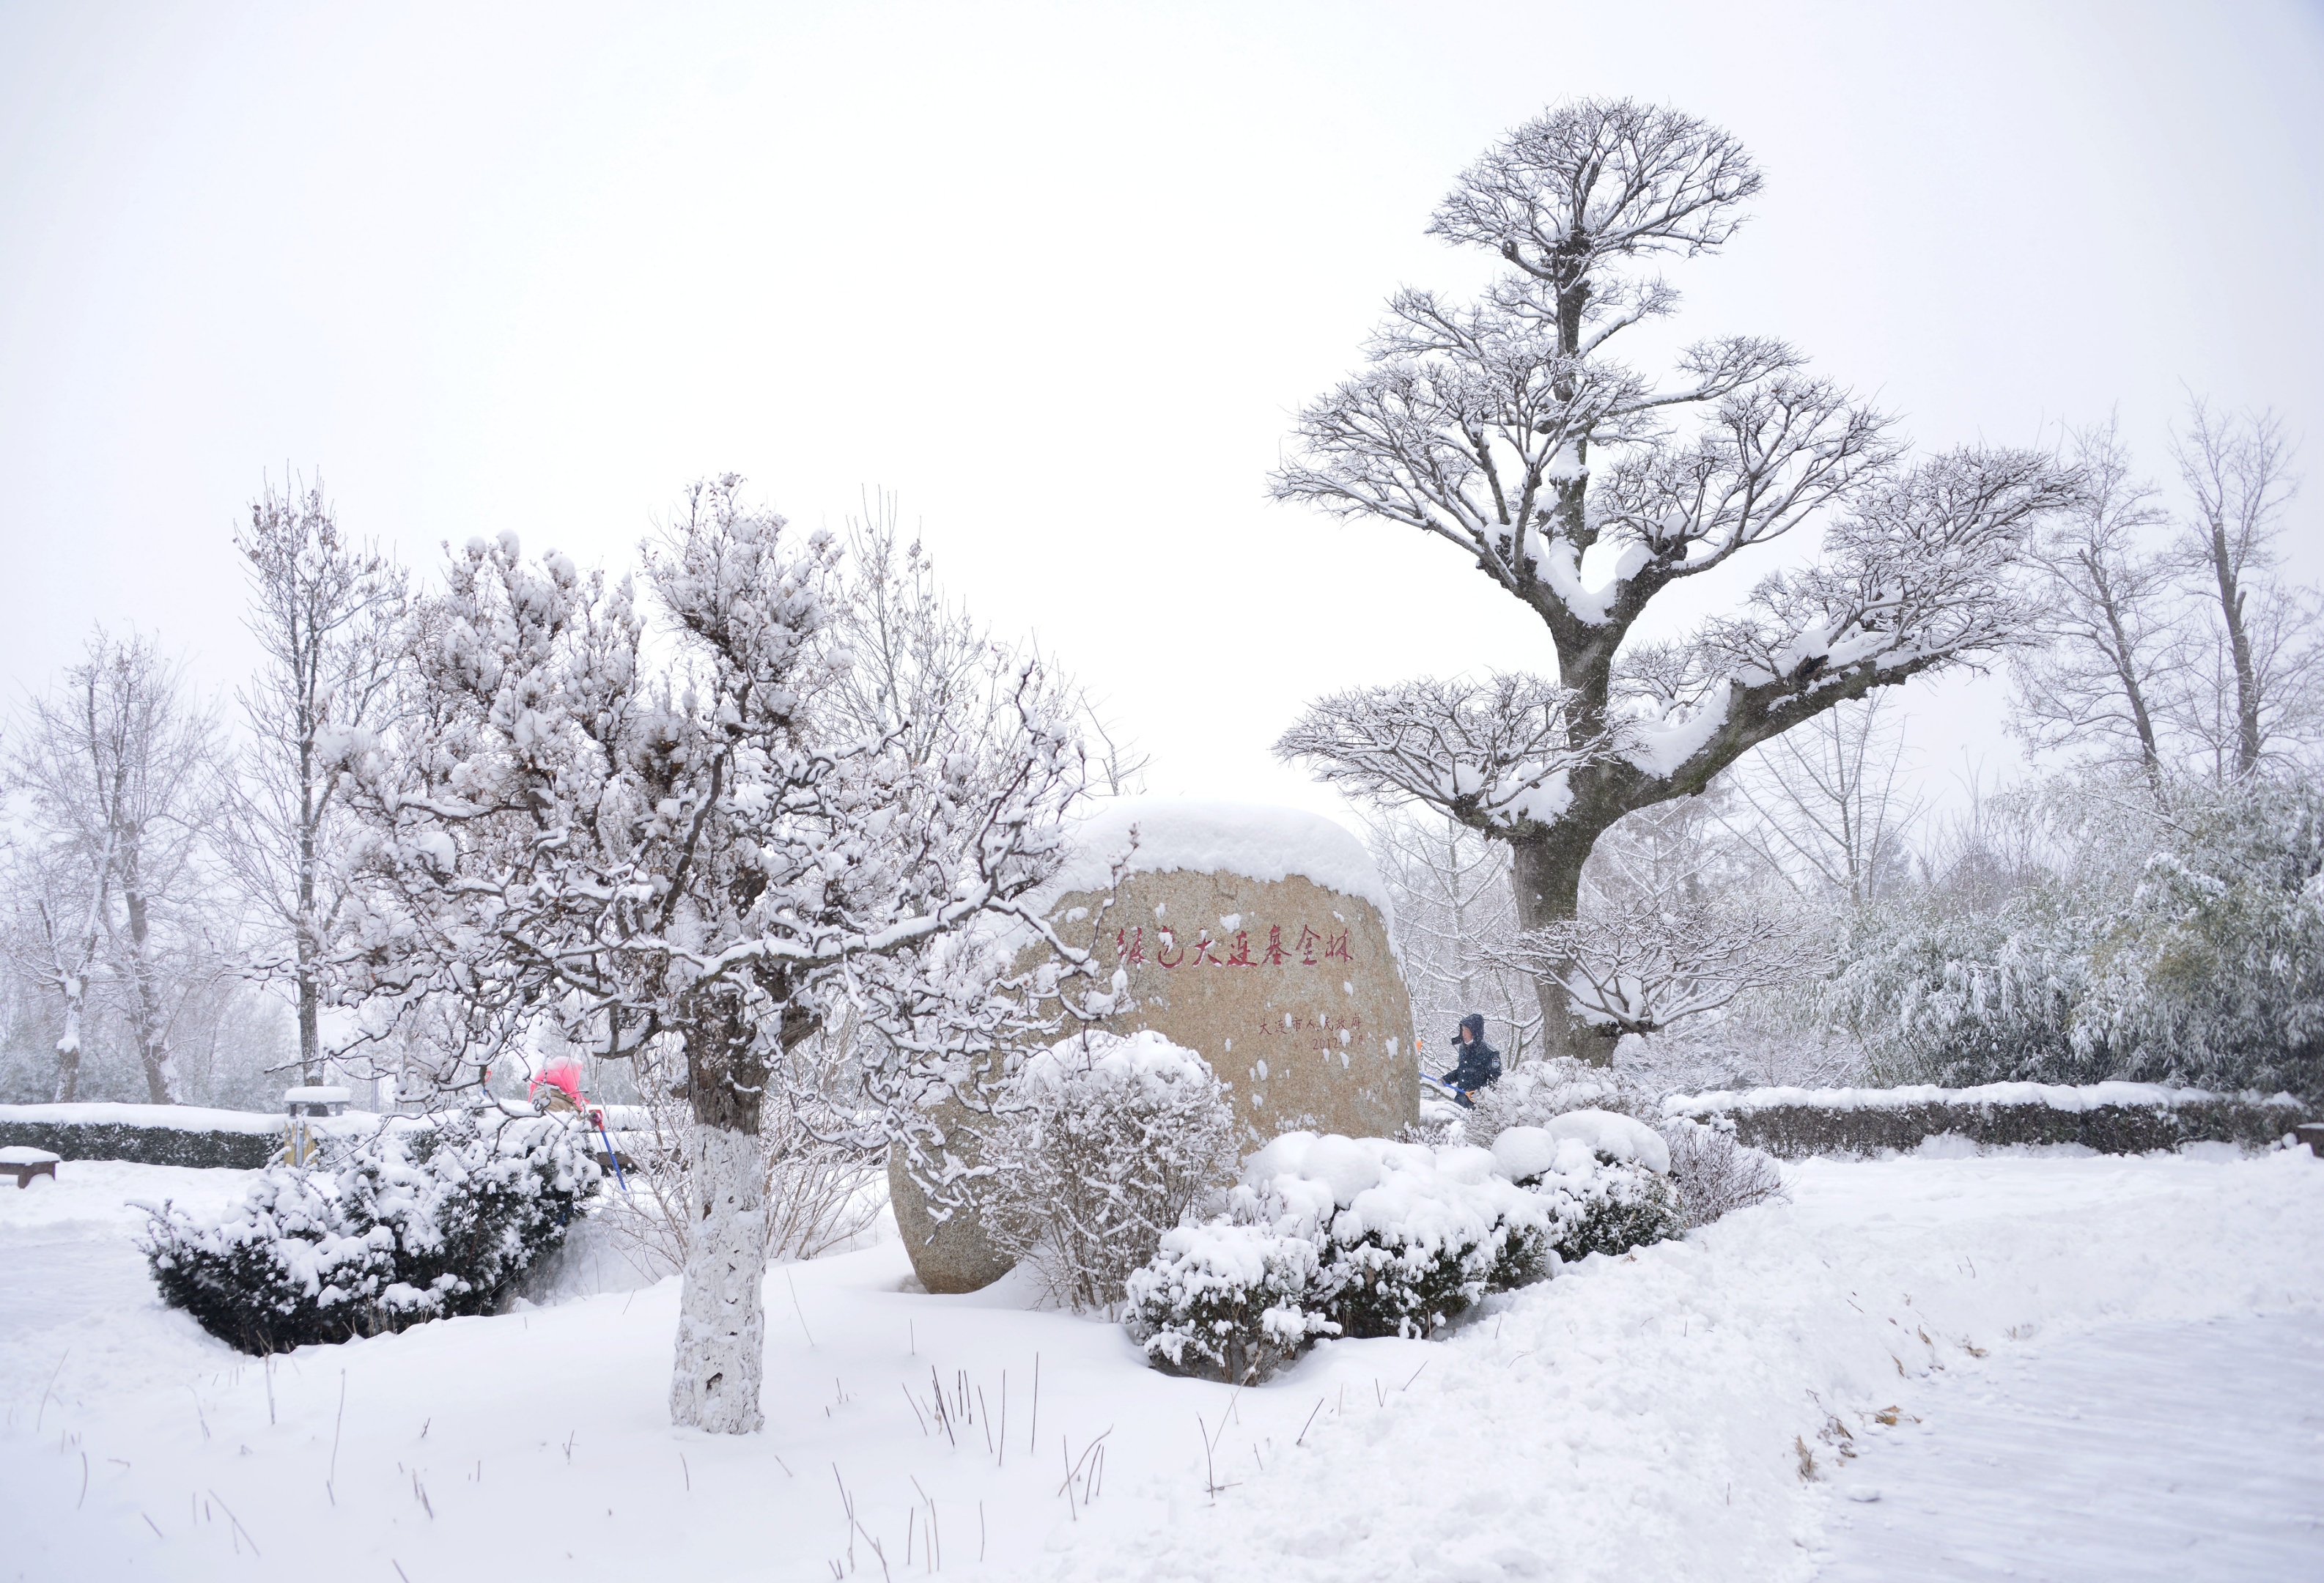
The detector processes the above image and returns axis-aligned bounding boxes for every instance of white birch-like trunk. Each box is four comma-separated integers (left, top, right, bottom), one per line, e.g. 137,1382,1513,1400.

668,1118,769,1433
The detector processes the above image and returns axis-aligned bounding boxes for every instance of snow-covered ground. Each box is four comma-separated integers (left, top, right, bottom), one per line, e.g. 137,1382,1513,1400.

2,1148,2318,1582
1815,1309,2324,1580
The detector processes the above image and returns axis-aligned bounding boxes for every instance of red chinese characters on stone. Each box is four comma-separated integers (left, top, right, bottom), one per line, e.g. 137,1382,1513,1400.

1111,920,1354,970
1115,926,1146,967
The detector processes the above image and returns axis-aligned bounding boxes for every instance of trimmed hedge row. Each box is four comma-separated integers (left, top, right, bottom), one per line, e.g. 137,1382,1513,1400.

0,1116,282,1170
1676,1095,2305,1159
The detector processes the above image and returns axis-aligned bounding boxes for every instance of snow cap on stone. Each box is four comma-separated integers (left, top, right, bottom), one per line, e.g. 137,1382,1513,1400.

1041,797,1393,920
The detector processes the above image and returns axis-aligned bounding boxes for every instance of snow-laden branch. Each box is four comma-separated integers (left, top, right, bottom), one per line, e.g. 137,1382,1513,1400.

1427,98,1763,278
1272,674,1603,837
325,479,1107,1109
1697,446,2077,697
1482,901,1812,1036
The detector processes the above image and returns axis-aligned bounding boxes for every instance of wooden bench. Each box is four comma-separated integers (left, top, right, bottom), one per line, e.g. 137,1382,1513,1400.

1,1146,60,1188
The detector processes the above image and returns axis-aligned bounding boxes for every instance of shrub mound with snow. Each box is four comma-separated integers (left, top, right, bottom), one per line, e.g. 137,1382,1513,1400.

1128,1126,1680,1382
141,1107,599,1354
1464,1058,1658,1137
983,1029,1238,1315
1124,1222,1332,1384
1464,1059,1788,1232
1658,1115,1790,1228
1490,1118,1686,1258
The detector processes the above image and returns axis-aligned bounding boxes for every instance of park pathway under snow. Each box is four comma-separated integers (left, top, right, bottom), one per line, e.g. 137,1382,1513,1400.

1815,1308,2324,1581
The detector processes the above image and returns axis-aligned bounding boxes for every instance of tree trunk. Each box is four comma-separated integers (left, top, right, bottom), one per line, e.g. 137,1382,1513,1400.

2207,522,2263,776
120,844,180,1105
669,1009,770,1434
298,747,323,1085
1508,830,1620,1067
54,975,84,1102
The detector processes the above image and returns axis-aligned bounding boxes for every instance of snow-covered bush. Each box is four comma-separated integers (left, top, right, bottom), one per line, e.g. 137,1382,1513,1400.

1126,1124,1689,1376
1490,1115,1686,1261
983,1030,1237,1314
1464,1067,1782,1233
1125,1223,1332,1384
1233,1134,1558,1340
1657,1116,1788,1229
141,1108,597,1354
1465,1058,1659,1137
2079,781,2324,1099
1820,777,2324,1102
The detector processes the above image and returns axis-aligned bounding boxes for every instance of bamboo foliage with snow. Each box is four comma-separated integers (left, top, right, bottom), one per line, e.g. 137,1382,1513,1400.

325,476,1097,1433
1270,99,2076,1060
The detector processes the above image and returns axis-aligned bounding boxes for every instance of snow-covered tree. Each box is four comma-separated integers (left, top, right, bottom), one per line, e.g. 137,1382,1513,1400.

1364,808,1542,1063
826,491,1151,797
2007,419,2177,785
1272,100,2073,1060
327,478,1096,1433
2161,402,2320,778
1722,694,1922,910
216,473,408,1085
1484,896,1807,1041
7,632,221,1102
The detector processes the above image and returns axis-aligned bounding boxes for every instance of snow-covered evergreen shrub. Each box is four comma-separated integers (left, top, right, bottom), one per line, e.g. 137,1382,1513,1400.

1124,1222,1332,1384
1817,777,2324,1102
1124,1123,1689,1376
141,1108,598,1354
1489,1116,1686,1261
1818,896,2100,1087
1239,1134,1564,1339
1658,1115,1788,1229
2080,781,2324,1099
983,1030,1237,1315
1464,1074,1768,1233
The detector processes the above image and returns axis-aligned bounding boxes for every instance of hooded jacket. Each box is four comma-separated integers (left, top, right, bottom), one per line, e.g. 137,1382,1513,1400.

1441,1013,1502,1093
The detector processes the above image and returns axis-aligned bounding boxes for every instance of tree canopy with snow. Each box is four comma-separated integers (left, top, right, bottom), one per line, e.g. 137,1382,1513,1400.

1271,99,2076,1060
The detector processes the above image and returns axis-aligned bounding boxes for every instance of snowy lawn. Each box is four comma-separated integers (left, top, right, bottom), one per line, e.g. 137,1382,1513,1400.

2,1149,2318,1582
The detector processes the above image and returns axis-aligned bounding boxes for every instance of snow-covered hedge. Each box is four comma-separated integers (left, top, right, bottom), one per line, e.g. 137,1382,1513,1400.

982,1030,1238,1314
1127,1125,1678,1382
0,1102,360,1170
141,1108,599,1354
1662,1081,2306,1158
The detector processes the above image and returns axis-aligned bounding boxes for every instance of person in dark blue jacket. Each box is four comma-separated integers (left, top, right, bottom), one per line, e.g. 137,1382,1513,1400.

1436,1013,1502,1107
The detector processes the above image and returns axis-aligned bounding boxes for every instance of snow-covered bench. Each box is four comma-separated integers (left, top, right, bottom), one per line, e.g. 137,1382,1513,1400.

1,1145,60,1188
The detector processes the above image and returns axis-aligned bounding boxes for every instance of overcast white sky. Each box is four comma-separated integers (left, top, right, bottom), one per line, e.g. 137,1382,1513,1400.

3,0,2319,827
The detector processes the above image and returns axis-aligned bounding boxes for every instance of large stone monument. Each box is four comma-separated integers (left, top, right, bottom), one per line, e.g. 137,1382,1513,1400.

891,800,1418,1293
